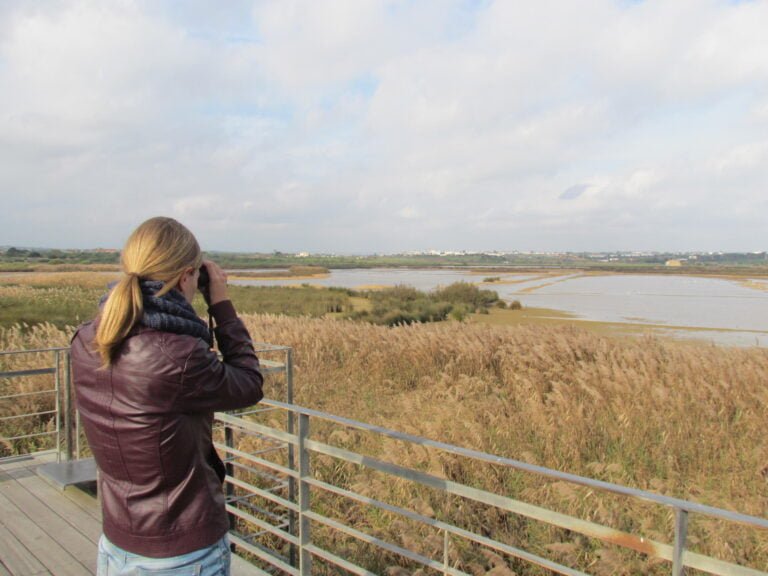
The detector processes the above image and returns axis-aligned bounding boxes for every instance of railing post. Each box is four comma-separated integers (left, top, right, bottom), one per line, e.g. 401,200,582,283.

286,348,298,568
63,349,74,461
673,508,688,576
443,529,450,574
298,413,312,575
225,424,235,535
54,350,62,462
286,347,294,406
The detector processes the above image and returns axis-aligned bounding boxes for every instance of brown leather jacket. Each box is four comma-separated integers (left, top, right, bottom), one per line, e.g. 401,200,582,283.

70,300,263,558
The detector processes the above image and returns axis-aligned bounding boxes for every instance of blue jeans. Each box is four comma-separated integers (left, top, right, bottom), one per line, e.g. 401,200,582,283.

97,534,231,575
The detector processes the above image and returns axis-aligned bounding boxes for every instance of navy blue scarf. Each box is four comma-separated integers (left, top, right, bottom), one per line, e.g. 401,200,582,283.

139,280,211,344
100,280,211,344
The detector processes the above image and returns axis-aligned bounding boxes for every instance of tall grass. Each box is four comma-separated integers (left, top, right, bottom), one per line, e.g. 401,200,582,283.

2,305,767,572
192,285,352,318
0,273,350,327
0,284,103,328
178,314,768,573
237,315,768,574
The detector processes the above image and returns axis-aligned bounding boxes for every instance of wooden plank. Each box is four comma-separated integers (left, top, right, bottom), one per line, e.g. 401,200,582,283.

0,453,263,575
3,468,102,543
0,484,90,575
0,469,97,574
0,522,48,575
60,484,101,522
1,454,102,524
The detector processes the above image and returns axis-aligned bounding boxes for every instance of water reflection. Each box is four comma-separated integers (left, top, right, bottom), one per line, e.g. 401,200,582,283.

230,269,768,347
501,275,768,329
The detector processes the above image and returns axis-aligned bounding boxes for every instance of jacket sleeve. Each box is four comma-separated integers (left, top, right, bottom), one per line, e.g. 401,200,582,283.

176,300,264,413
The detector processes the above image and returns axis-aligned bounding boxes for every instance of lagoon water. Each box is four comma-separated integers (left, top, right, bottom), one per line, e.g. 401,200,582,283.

231,268,768,347
497,274,768,347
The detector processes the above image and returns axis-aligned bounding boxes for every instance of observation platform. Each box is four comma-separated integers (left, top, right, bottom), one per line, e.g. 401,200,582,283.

0,452,260,575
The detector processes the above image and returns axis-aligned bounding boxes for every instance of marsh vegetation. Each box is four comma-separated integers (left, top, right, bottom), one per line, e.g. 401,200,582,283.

1,271,766,574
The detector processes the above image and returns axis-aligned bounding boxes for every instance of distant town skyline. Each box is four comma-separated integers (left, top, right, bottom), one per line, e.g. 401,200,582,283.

2,245,765,260
1,1,767,253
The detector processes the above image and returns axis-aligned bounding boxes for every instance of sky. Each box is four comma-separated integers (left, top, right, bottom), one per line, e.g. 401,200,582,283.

1,0,767,253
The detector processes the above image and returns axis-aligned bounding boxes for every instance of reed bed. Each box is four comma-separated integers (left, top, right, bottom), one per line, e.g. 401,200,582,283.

0,323,73,455
0,284,103,328
2,316,767,573
240,314,768,574
0,271,120,288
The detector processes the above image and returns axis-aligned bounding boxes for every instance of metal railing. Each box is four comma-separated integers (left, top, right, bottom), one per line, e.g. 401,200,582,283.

3,345,768,575
217,400,768,576
0,346,73,462
0,344,293,463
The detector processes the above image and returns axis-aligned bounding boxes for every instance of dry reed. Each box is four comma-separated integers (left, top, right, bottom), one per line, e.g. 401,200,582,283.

240,314,768,574
2,315,767,573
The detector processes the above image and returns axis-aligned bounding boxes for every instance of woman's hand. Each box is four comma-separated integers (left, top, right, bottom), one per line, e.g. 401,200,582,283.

201,260,229,306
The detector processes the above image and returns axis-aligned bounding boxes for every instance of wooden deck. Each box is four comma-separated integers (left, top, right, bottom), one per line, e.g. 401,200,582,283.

0,453,260,575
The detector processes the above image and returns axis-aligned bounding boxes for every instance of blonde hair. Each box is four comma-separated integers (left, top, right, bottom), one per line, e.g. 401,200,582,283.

95,217,202,366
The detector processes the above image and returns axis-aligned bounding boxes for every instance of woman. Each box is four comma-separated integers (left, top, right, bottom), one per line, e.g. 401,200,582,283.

71,217,263,575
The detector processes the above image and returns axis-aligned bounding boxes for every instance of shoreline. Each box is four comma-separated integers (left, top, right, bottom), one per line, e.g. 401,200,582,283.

468,307,768,347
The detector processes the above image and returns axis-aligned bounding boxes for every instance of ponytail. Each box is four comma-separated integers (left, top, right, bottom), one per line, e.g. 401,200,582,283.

93,215,202,367
95,273,144,366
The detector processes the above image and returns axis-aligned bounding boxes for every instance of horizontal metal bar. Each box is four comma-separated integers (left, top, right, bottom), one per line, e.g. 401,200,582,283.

304,440,766,575
231,407,280,417
683,554,768,576
229,532,299,576
214,440,298,479
229,458,289,486
230,496,288,524
263,399,768,531
305,438,674,560
237,530,291,561
249,444,286,456
303,477,590,576
226,503,299,547
304,510,471,576
2,430,56,441
226,474,299,513
258,361,287,374
0,347,68,356
228,430,285,451
0,367,56,378
236,504,288,529
214,411,297,446
302,544,378,576
251,343,292,353
0,388,57,401
0,448,57,464
246,522,291,540
0,409,57,422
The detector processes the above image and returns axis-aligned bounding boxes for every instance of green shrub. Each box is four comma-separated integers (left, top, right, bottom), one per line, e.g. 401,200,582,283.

433,282,499,310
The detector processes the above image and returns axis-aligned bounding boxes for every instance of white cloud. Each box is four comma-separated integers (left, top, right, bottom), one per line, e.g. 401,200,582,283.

715,141,768,174
1,0,767,252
